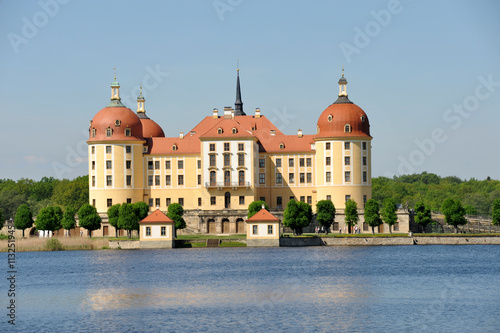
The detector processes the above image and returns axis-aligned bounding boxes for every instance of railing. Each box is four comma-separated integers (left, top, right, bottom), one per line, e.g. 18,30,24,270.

205,181,251,188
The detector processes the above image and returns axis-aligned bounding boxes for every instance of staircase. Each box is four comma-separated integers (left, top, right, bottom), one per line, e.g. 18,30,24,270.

206,239,220,247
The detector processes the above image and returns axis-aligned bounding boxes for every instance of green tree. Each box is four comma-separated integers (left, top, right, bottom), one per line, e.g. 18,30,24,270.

77,204,102,238
283,199,312,235
61,207,77,236
441,198,467,233
51,176,89,212
364,199,382,234
344,199,359,234
133,202,150,221
463,205,477,216
107,204,122,237
316,200,335,234
167,203,186,233
35,206,63,236
381,198,398,234
247,200,269,218
414,201,432,233
491,198,500,226
118,203,140,239
14,204,34,238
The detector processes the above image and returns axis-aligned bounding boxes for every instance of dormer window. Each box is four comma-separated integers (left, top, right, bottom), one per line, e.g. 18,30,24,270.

279,143,285,149
360,115,366,122
125,128,131,137
344,124,351,133
115,119,121,127
327,114,333,122
172,144,178,151
217,128,223,134
232,127,238,134
91,128,96,138
106,127,113,137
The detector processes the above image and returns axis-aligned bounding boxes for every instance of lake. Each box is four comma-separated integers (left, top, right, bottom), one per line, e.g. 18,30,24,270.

4,245,500,332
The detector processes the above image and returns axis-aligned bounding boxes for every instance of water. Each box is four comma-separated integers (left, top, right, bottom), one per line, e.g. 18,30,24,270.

3,246,500,332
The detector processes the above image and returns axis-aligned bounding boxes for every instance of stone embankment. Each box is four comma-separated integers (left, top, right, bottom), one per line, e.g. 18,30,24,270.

282,236,500,246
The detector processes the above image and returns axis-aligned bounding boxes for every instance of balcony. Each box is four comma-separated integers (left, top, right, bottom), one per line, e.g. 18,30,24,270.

205,181,251,189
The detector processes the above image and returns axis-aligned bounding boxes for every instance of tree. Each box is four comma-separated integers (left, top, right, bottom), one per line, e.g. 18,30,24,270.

463,205,477,216
491,198,500,226
61,207,76,236
441,198,467,233
14,204,33,238
283,200,312,235
364,199,382,234
134,202,150,221
414,201,432,233
316,200,335,234
35,206,63,236
167,203,186,233
77,204,102,238
344,199,359,234
118,203,140,239
107,204,122,237
381,198,398,234
247,200,269,218
0,208,4,231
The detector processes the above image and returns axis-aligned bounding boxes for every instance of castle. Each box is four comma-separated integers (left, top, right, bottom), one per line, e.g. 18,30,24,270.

87,69,376,235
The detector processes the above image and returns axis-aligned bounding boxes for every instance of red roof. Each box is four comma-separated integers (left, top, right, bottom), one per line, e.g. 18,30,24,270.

199,118,254,139
88,106,144,142
141,118,165,138
139,209,174,224
316,102,371,139
247,208,280,222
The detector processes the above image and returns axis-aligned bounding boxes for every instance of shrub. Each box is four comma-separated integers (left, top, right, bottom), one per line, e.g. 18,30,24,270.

44,238,64,251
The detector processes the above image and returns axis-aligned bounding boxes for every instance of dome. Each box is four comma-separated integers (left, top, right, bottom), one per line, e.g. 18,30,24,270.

140,118,165,138
89,106,144,141
316,100,370,138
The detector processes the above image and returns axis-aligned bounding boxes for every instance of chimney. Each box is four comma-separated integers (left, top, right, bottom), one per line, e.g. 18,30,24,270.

224,106,233,119
255,108,261,119
261,204,265,209
298,129,303,138
179,132,184,139
270,130,276,136
212,108,218,118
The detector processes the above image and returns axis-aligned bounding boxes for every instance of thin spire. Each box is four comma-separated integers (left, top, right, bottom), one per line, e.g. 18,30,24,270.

234,65,245,116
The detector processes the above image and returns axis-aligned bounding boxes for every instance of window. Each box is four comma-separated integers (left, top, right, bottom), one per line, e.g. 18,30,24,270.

300,173,305,183
394,222,399,231
91,146,95,154
290,196,295,201
224,142,230,151
344,124,351,133
239,196,245,205
92,161,95,170
125,128,131,137
259,158,265,168
299,158,305,167
155,175,160,186
306,158,312,167
126,175,131,186
126,198,132,204
345,171,351,182
155,198,160,207
161,227,166,236
155,161,160,169
166,160,171,169
210,171,216,185
148,198,152,207
238,154,245,167
345,142,350,150
326,172,331,182
307,173,312,183
289,158,294,167
345,195,351,202
148,161,153,170
197,160,201,169
106,146,111,154
198,174,201,185
363,157,367,166
172,145,177,151
209,143,216,152
224,171,231,185
146,227,151,236
276,173,282,184
307,196,312,205
107,198,112,207
106,128,112,137
126,160,131,169
363,171,367,183
268,225,273,235
166,175,171,185
148,175,153,186
289,173,295,184
209,154,216,167
326,195,331,201
277,196,282,208
166,198,171,206
252,225,258,235
362,142,367,150
239,170,245,185
105,160,112,169
259,173,265,184
238,143,244,151
178,198,184,206
300,196,305,202
360,115,366,122
326,157,331,166
198,198,202,207
260,197,266,202
224,154,231,167
91,129,96,137
126,145,131,154
363,195,367,206
279,143,285,150
92,176,95,187
92,199,96,207
178,175,184,186
115,119,121,127
326,142,331,150
345,156,350,166
178,160,183,169
327,114,333,122
211,196,216,205
276,158,282,167
363,222,369,232
106,175,112,186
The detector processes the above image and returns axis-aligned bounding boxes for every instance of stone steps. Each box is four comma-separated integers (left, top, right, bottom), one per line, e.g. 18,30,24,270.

206,239,220,247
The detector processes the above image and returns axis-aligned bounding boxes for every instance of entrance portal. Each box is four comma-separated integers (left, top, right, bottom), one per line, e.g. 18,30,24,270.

224,192,231,209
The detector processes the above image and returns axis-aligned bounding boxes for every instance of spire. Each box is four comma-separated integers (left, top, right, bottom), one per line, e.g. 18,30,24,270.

107,70,125,107
333,66,352,104
234,65,245,116
136,84,149,119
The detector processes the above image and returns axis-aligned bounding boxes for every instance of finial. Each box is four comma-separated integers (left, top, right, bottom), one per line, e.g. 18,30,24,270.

342,65,344,77
237,58,239,73
140,84,143,95
113,67,116,80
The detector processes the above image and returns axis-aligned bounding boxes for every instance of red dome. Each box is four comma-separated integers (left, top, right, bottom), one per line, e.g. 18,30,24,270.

89,106,143,141
140,118,165,138
316,101,370,138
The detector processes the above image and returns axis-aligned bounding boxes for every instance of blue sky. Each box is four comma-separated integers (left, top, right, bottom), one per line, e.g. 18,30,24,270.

1,0,499,181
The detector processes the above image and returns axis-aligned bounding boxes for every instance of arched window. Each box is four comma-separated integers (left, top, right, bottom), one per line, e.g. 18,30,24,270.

125,128,131,137
210,171,216,186
327,114,333,122
217,128,223,134
279,143,285,149
115,119,121,127
360,115,366,122
232,127,238,134
344,124,351,133
224,170,231,186
172,144,177,151
239,170,245,185
91,128,96,137
106,127,113,137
